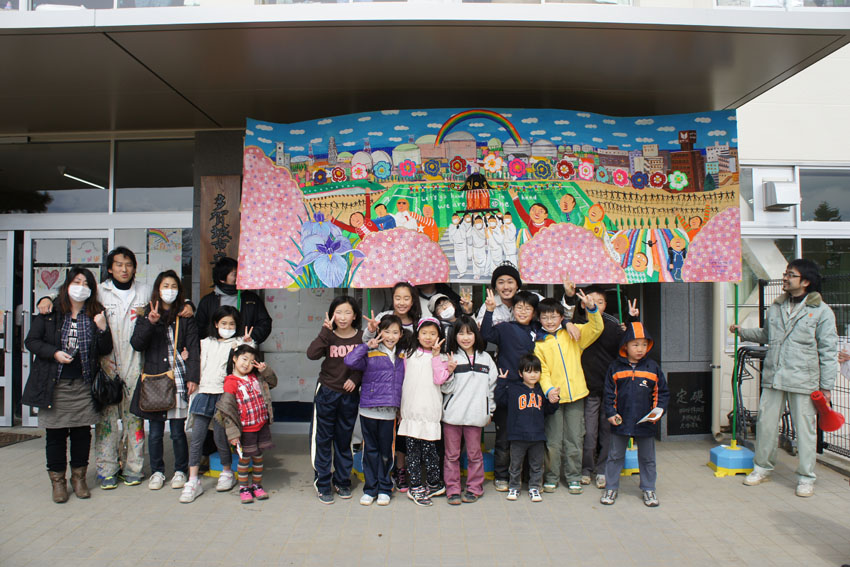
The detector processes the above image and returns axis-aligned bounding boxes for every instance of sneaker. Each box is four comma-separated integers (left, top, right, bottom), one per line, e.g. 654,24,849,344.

529,488,543,502
216,472,236,492
118,470,142,486
170,471,187,489
240,486,254,504
100,476,118,490
251,484,269,500
568,481,583,494
461,491,479,503
543,483,557,493
595,474,606,489
360,494,375,506
427,483,446,498
447,494,462,506
179,479,203,503
407,487,432,507
377,493,391,506
506,488,519,501
580,475,592,485
148,472,166,490
317,491,334,505
494,479,509,492
396,469,409,493
743,470,770,486
796,483,814,498
600,489,617,505
334,485,352,499
643,490,659,507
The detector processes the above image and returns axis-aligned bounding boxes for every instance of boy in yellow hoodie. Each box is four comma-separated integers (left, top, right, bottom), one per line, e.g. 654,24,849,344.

534,290,603,494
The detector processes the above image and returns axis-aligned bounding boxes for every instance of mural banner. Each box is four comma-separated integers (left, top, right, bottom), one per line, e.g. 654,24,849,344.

237,108,740,289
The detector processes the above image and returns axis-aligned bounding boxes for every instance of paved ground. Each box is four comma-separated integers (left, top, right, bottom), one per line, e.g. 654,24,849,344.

2,431,850,567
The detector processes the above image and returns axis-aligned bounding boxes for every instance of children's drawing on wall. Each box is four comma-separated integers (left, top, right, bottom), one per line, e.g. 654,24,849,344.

147,228,182,273
70,239,102,265
237,108,741,289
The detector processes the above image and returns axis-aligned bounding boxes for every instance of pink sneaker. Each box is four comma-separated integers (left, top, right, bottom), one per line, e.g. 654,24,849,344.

252,484,269,500
240,487,254,504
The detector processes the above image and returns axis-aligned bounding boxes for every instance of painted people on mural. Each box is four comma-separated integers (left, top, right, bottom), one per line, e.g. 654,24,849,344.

501,212,519,267
448,214,469,278
331,188,380,239
372,204,397,231
508,187,555,237
559,193,585,227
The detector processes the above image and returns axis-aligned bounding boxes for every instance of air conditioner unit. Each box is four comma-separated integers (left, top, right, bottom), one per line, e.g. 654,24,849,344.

763,181,799,211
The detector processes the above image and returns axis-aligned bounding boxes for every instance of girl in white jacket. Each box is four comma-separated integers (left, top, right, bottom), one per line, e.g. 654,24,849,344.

441,315,498,504
180,306,255,503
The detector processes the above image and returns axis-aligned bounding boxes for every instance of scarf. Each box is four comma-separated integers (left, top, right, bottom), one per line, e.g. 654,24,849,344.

215,285,238,308
58,312,94,382
167,320,187,398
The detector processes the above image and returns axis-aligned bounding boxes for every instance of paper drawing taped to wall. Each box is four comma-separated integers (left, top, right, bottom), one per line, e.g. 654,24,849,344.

237,108,741,290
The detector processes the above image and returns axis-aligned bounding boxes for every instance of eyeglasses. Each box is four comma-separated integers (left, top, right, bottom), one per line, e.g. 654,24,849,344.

782,272,801,279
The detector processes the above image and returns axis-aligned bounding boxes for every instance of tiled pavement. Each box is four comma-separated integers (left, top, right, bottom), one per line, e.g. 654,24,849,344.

2,432,850,567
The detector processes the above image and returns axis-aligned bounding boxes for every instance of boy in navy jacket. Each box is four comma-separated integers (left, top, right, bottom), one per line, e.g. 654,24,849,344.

495,353,558,502
601,322,669,508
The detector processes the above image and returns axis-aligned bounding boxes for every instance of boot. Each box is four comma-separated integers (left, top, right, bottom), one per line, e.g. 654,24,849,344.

48,471,69,503
71,466,91,499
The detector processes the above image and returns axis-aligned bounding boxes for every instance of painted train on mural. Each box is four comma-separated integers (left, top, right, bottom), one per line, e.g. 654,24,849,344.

237,108,741,290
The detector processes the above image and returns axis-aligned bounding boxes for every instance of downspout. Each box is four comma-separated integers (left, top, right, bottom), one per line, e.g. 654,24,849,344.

711,281,725,442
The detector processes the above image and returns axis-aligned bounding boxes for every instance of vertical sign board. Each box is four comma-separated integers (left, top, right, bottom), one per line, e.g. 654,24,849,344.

666,371,712,436
200,176,241,294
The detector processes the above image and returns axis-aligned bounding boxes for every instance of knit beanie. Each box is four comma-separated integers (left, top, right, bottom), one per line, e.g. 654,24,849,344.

490,264,522,290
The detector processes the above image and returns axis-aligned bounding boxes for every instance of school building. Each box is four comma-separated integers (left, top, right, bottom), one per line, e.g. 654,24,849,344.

1,2,849,442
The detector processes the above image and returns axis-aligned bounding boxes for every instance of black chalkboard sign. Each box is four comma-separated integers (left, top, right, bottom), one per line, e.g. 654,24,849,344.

666,372,712,436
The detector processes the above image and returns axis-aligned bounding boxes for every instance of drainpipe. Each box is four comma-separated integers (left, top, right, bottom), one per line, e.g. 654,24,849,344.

711,282,725,442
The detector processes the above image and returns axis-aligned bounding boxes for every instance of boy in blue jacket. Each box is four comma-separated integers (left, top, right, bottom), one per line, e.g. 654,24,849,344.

601,322,669,507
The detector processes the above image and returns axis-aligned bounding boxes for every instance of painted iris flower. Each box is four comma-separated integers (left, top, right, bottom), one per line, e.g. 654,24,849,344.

294,231,365,288
373,161,392,180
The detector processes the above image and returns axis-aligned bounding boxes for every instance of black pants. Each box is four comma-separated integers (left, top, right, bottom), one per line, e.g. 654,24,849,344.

509,440,544,490
360,416,395,497
45,426,91,473
311,384,359,494
406,437,440,489
493,405,510,481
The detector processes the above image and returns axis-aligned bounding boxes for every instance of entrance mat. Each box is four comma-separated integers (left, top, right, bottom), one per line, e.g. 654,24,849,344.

0,432,41,448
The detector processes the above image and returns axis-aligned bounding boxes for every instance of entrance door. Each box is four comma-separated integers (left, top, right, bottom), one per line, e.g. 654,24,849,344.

0,232,13,427
21,231,108,427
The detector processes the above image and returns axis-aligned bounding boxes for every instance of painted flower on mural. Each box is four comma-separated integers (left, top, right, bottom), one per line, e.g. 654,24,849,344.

508,158,527,179
595,166,610,184
350,228,449,288
577,162,594,181
398,159,417,178
631,171,649,190
373,161,392,180
533,160,553,180
556,160,575,179
649,171,667,188
483,153,505,174
682,207,741,282
351,162,369,180
301,211,337,240
313,169,327,185
450,156,467,175
612,168,629,187
331,167,346,182
423,159,441,176
669,170,689,191
519,223,626,284
294,230,366,288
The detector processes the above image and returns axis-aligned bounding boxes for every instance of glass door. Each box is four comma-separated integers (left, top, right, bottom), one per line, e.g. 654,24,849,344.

21,231,108,427
0,232,13,427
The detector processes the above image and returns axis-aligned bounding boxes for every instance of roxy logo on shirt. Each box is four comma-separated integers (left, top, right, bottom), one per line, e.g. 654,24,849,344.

329,344,358,358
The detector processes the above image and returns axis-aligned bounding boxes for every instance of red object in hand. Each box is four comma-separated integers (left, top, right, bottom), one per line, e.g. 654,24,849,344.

811,391,845,432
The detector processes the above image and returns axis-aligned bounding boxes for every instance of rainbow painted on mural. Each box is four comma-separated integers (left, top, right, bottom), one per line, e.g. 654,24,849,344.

435,109,523,147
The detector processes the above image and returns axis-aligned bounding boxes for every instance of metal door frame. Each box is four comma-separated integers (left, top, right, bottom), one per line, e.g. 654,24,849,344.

0,232,13,426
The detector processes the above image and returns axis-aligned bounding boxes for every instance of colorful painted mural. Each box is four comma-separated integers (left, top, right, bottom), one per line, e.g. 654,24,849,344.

237,108,741,289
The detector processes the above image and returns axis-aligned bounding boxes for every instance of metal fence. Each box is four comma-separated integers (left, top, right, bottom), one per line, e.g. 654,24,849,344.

758,275,850,458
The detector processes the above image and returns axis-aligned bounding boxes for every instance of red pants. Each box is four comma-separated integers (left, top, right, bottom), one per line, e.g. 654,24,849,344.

442,423,484,497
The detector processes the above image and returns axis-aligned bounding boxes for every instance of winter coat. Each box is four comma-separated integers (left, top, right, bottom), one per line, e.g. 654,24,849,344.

199,336,254,394
534,308,604,403
344,343,405,408
479,310,540,383
441,350,497,427
494,380,556,442
22,312,113,409
398,349,450,441
738,292,839,394
215,366,277,442
98,279,150,391
603,323,669,438
195,290,272,345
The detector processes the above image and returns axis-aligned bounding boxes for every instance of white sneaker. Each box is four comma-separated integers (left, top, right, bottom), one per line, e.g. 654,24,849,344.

796,483,814,497
148,471,166,490
179,479,204,503
216,472,236,492
171,471,187,489
506,488,519,501
377,494,391,506
360,494,375,506
529,488,543,502
743,470,770,486
595,475,606,489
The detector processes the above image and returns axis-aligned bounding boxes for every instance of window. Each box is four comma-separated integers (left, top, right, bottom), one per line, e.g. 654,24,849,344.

114,140,194,213
800,168,850,222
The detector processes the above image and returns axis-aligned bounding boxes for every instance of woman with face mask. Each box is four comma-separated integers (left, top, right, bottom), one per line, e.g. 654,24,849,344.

23,267,113,503
130,270,200,491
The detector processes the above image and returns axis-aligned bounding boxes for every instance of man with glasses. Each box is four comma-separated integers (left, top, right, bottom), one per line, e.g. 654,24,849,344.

730,259,838,497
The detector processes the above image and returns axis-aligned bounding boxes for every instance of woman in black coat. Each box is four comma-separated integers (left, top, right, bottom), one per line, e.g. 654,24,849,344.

23,267,112,503
130,270,200,491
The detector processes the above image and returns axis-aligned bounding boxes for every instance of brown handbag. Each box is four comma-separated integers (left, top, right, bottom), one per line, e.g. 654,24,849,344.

138,318,179,413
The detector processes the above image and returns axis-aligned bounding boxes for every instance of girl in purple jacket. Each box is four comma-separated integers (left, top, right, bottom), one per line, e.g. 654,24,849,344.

344,315,406,507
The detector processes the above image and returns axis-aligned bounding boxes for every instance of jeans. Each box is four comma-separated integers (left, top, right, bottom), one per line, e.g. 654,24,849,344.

148,419,188,475
360,416,395,497
605,434,656,492
188,414,231,470
46,426,91,472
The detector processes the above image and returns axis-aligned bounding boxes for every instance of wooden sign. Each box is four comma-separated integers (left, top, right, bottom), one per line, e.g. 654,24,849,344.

200,175,241,294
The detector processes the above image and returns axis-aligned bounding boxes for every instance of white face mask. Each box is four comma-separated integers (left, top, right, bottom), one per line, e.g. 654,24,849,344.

439,306,455,320
504,218,512,225
160,289,178,304
464,218,471,224
452,218,460,225
68,284,91,302
489,222,497,228
218,328,236,339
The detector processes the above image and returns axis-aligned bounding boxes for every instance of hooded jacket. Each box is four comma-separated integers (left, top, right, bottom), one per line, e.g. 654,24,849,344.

494,379,557,441
603,322,669,438
344,343,405,408
534,308,603,403
737,292,838,394
479,310,540,384
441,349,498,427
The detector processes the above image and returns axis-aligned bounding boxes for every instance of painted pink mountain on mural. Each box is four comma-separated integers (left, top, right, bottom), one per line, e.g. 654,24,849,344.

519,223,626,284
350,228,450,288
682,206,742,282
237,147,308,289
